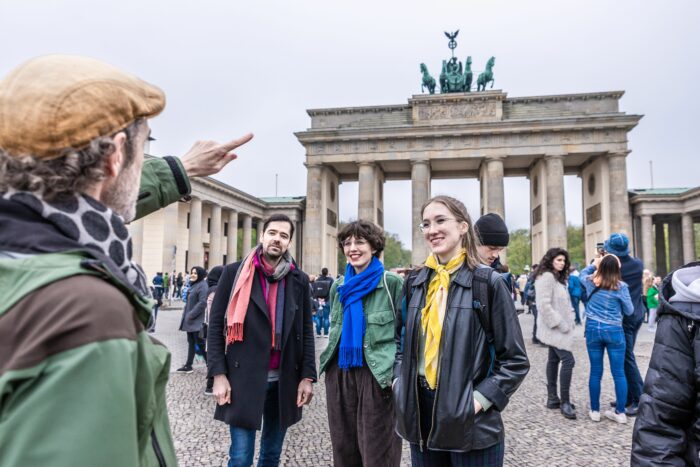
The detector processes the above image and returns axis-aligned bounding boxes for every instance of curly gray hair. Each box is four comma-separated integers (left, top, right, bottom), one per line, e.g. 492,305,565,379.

0,119,145,201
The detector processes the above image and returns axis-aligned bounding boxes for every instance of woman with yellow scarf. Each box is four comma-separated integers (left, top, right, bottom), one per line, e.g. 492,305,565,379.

392,195,530,466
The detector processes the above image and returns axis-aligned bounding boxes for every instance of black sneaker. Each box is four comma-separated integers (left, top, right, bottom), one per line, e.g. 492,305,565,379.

176,366,193,373
204,388,213,396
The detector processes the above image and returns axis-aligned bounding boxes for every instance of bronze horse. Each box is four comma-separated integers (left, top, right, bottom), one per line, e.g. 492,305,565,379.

420,63,436,94
477,56,495,91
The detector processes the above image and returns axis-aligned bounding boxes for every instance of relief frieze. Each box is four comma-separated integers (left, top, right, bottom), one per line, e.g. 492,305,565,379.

416,101,499,122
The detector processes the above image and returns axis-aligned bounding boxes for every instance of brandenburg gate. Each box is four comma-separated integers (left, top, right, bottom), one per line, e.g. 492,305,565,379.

296,90,642,276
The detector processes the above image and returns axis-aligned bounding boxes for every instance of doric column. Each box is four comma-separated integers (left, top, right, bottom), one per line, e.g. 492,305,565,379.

187,197,203,269
545,155,567,249
411,160,431,266
669,218,684,271
257,219,265,245
640,215,654,271
483,157,505,219
288,220,298,260
226,210,238,264
655,222,667,277
608,152,632,235
242,214,253,256
358,162,376,222
128,219,144,264
682,214,696,264
209,204,223,267
303,164,323,276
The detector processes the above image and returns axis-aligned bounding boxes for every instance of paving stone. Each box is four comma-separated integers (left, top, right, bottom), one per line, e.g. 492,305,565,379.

155,303,653,466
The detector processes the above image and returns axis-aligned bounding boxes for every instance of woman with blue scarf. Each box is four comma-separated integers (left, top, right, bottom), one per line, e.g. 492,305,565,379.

319,220,404,467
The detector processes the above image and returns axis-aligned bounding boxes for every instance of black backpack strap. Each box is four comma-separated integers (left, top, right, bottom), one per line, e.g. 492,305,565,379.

472,267,495,345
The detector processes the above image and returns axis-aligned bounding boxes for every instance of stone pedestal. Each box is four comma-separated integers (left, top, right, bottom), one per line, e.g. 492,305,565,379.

411,160,431,265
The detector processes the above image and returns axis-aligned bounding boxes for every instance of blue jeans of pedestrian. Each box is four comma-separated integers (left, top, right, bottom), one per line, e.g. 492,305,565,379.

315,303,330,335
585,319,627,413
228,382,287,467
570,295,581,324
623,317,644,407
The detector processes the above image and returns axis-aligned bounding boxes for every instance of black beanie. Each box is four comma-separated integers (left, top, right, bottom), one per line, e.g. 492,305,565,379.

475,213,509,247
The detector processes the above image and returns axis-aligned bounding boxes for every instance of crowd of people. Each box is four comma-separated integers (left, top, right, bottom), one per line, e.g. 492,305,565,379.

2,54,700,467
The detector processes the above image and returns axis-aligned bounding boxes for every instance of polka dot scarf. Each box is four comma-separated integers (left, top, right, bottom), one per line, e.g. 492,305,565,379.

1,190,150,298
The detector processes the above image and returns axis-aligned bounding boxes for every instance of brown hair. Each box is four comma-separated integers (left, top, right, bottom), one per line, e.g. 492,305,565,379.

420,195,481,270
536,248,570,285
337,220,385,258
593,255,622,290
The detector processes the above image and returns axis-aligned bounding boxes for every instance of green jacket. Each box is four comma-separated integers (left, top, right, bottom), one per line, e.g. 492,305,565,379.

319,271,403,388
647,285,660,309
0,156,190,467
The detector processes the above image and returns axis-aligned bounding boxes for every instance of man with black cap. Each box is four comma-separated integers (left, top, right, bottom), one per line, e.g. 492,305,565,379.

0,54,252,466
475,212,510,269
604,232,645,416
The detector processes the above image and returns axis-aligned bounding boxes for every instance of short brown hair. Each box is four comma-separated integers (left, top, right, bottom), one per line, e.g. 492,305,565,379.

337,220,385,257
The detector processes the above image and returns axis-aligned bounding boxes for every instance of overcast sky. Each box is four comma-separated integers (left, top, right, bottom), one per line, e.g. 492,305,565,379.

2,1,698,248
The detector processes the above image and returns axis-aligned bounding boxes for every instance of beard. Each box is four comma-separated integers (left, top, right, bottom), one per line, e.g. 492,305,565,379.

101,163,140,222
263,243,286,261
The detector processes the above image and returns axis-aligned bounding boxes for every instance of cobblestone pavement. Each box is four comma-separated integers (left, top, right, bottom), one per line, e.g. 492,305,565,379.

154,303,655,466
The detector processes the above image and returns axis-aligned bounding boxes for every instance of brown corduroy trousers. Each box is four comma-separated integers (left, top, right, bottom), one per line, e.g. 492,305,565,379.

325,362,402,467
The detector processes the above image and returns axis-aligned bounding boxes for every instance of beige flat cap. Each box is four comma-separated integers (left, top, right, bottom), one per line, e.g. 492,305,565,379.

0,54,165,159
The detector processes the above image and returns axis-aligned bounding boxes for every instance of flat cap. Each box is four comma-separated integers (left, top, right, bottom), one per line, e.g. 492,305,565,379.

0,54,165,159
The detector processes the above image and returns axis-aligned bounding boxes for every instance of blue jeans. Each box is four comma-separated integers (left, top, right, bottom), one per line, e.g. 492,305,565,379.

623,318,644,406
315,303,330,335
585,320,627,413
570,295,581,324
228,382,287,467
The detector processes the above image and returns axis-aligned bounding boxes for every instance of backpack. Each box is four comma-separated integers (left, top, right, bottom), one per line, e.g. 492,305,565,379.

402,266,497,375
312,277,332,299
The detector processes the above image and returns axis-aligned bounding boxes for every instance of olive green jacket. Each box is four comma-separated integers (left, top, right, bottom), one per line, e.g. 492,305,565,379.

0,156,190,467
319,271,404,388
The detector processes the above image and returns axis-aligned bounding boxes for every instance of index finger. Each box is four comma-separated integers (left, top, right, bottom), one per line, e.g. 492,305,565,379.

221,132,254,152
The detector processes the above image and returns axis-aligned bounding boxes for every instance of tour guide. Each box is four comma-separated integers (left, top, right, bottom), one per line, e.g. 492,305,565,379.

0,55,252,466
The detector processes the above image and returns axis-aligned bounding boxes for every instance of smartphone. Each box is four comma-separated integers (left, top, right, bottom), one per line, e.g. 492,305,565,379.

595,242,605,255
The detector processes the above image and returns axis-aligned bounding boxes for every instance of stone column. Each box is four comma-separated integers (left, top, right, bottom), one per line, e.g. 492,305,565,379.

608,152,632,236
226,210,238,264
655,222,667,277
640,215,654,271
358,162,376,222
209,204,223,267
128,219,144,264
242,214,253,255
483,157,505,219
303,164,323,276
669,218,684,271
187,197,203,269
288,220,298,260
682,214,696,264
545,155,567,249
411,160,431,266
257,219,265,244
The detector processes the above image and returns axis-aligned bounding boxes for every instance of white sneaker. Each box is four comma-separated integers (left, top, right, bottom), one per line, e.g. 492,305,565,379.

604,409,627,424
589,410,600,422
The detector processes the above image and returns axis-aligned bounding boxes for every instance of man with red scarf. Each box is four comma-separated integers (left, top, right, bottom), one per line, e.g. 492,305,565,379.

207,213,316,467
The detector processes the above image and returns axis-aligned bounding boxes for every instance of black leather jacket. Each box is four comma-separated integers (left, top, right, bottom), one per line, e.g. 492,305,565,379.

393,264,529,452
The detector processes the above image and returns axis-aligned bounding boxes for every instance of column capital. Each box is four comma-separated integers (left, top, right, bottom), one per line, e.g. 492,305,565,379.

357,160,375,168
543,153,565,161
303,161,324,169
484,155,506,162
410,158,431,167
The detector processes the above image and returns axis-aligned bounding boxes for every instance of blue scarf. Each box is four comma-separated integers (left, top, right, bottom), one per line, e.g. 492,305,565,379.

337,256,385,369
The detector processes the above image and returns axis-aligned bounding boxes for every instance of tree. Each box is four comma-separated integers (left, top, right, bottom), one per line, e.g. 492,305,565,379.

567,224,585,268
505,229,531,275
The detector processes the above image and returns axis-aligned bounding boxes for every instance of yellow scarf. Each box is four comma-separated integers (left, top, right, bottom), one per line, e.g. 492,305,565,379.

421,249,466,389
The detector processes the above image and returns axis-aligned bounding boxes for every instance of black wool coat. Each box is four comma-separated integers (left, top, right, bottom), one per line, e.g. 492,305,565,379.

207,261,317,430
